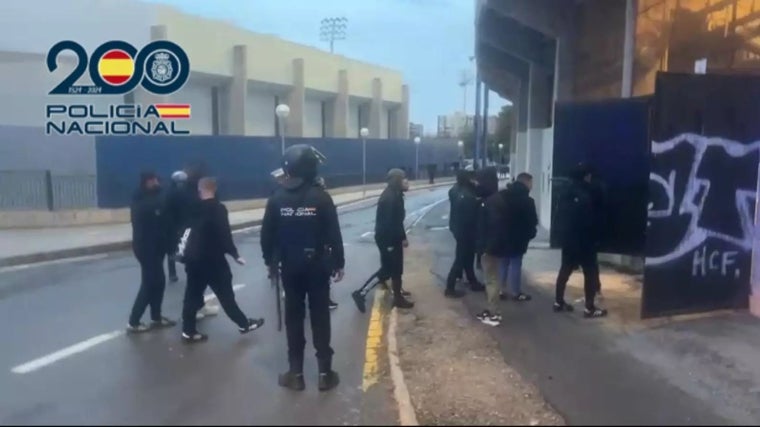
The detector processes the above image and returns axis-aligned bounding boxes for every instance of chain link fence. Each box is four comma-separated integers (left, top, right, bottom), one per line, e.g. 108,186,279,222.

0,170,97,211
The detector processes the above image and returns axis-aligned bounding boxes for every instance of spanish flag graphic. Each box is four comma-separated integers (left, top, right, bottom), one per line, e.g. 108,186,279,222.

97,50,134,85
154,104,191,119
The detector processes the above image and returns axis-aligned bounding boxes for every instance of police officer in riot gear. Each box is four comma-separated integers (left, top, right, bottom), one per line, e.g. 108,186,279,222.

261,144,345,392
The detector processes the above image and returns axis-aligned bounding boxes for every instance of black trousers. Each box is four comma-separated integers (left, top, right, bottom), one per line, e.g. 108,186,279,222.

283,264,333,373
555,247,601,310
446,238,477,290
129,254,167,326
182,262,248,334
377,243,404,297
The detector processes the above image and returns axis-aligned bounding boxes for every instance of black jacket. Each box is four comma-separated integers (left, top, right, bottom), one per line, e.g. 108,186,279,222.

554,178,600,255
452,184,480,243
375,186,406,247
261,183,344,271
130,187,170,261
448,183,461,234
187,198,239,268
500,181,538,256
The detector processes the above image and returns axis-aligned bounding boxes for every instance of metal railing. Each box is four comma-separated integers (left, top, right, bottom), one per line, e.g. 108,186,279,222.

0,170,97,211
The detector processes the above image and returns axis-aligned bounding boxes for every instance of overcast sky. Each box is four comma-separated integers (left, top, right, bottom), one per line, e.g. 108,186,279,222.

144,0,508,132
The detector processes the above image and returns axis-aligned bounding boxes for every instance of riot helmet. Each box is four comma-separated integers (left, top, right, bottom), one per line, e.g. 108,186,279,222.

278,144,327,189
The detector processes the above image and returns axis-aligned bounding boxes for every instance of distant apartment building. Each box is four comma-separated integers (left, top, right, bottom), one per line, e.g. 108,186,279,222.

409,122,424,139
436,112,497,137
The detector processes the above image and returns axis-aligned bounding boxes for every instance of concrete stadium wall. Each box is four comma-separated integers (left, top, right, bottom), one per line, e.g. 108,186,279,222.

0,126,95,174
94,136,460,208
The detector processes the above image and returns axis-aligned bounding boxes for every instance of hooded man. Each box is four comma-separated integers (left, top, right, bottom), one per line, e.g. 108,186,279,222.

445,170,484,298
552,163,607,318
165,170,188,283
372,168,414,309
127,171,175,333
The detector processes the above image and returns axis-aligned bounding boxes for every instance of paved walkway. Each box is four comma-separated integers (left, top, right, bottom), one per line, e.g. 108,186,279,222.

0,180,450,266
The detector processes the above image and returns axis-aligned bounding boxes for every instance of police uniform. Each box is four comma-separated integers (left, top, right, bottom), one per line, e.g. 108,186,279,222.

261,145,344,392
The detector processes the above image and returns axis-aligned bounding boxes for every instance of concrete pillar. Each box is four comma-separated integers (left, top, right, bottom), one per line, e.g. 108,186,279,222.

286,58,305,137
394,84,410,139
330,69,349,138
621,0,637,98
369,78,383,138
225,44,247,135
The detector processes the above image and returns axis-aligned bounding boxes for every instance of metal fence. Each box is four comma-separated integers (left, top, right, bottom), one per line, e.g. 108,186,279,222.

0,170,97,211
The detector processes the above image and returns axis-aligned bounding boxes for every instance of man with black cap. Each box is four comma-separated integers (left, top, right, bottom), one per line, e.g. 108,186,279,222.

553,163,607,318
127,171,175,333
373,168,414,309
261,144,345,392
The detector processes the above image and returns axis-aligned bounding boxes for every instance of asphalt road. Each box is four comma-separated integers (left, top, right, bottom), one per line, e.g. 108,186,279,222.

0,187,449,425
417,200,732,426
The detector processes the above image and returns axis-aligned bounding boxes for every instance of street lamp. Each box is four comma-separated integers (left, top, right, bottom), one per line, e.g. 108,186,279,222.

414,136,421,180
457,140,464,169
275,104,290,155
360,127,369,196
498,143,504,164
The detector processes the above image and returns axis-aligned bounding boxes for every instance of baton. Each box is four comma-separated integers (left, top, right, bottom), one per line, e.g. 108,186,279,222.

270,266,283,332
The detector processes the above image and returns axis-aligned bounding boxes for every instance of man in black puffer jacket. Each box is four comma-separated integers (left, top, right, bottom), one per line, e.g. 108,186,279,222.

127,171,175,333
498,173,538,302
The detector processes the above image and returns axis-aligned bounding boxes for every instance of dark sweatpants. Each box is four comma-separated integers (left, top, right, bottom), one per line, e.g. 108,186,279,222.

182,262,248,334
283,263,333,373
446,238,477,290
129,255,167,326
554,247,601,310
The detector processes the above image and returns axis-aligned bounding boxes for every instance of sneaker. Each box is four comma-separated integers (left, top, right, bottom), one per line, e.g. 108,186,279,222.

352,290,367,313
482,313,501,327
584,307,608,319
278,371,306,391
513,293,532,302
126,323,150,334
499,292,509,301
181,331,208,343
553,302,574,312
318,371,340,392
469,282,486,292
239,318,265,334
329,300,339,310
150,317,177,329
444,288,466,298
393,295,414,309
475,310,491,321
400,289,412,297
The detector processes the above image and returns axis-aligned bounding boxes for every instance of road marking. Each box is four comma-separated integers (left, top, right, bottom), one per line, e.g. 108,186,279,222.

428,226,449,231
0,254,108,274
233,225,261,234
441,214,448,220
11,330,124,374
408,198,448,230
204,283,246,303
362,289,386,391
361,231,375,238
388,308,419,426
11,284,247,375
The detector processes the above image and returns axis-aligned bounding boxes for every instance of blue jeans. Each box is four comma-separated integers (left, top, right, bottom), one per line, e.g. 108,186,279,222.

499,255,523,296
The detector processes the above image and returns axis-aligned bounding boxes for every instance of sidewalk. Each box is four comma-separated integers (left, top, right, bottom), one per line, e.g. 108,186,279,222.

0,179,452,267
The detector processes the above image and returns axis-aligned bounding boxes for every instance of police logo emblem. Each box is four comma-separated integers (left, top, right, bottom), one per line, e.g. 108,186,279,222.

150,52,174,83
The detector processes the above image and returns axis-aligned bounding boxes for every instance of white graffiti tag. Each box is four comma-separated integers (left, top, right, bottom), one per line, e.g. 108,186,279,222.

647,133,760,266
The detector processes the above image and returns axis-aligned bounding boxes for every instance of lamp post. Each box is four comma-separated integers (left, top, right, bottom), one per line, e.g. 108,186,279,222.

414,136,421,180
319,17,348,53
498,143,504,164
275,104,290,155
360,127,369,197
457,140,464,170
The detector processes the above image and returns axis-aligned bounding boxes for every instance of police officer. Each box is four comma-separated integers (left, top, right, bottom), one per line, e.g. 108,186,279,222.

261,144,345,392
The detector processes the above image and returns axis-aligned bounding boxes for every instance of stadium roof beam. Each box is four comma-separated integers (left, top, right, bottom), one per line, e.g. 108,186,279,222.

478,8,556,70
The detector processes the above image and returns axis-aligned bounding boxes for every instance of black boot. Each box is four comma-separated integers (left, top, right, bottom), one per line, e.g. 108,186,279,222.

392,278,414,309
317,358,340,392
279,357,306,391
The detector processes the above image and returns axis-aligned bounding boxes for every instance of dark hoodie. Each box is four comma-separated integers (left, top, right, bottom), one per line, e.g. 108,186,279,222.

555,163,600,254
474,167,499,254
497,180,538,256
188,198,239,269
448,170,470,235
375,169,407,247
130,180,170,261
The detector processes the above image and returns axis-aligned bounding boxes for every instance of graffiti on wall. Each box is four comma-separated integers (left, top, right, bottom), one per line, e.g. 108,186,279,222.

644,133,758,317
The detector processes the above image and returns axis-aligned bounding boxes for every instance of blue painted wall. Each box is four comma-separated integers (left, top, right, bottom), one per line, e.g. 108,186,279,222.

95,136,460,208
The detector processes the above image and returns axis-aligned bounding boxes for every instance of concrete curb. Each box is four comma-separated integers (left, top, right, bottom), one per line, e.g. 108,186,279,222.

0,181,452,268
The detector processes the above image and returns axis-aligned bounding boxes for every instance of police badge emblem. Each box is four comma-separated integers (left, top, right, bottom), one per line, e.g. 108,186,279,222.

150,52,174,84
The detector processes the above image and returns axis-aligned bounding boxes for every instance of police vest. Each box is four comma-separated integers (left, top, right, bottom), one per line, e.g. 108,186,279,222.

275,186,324,268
